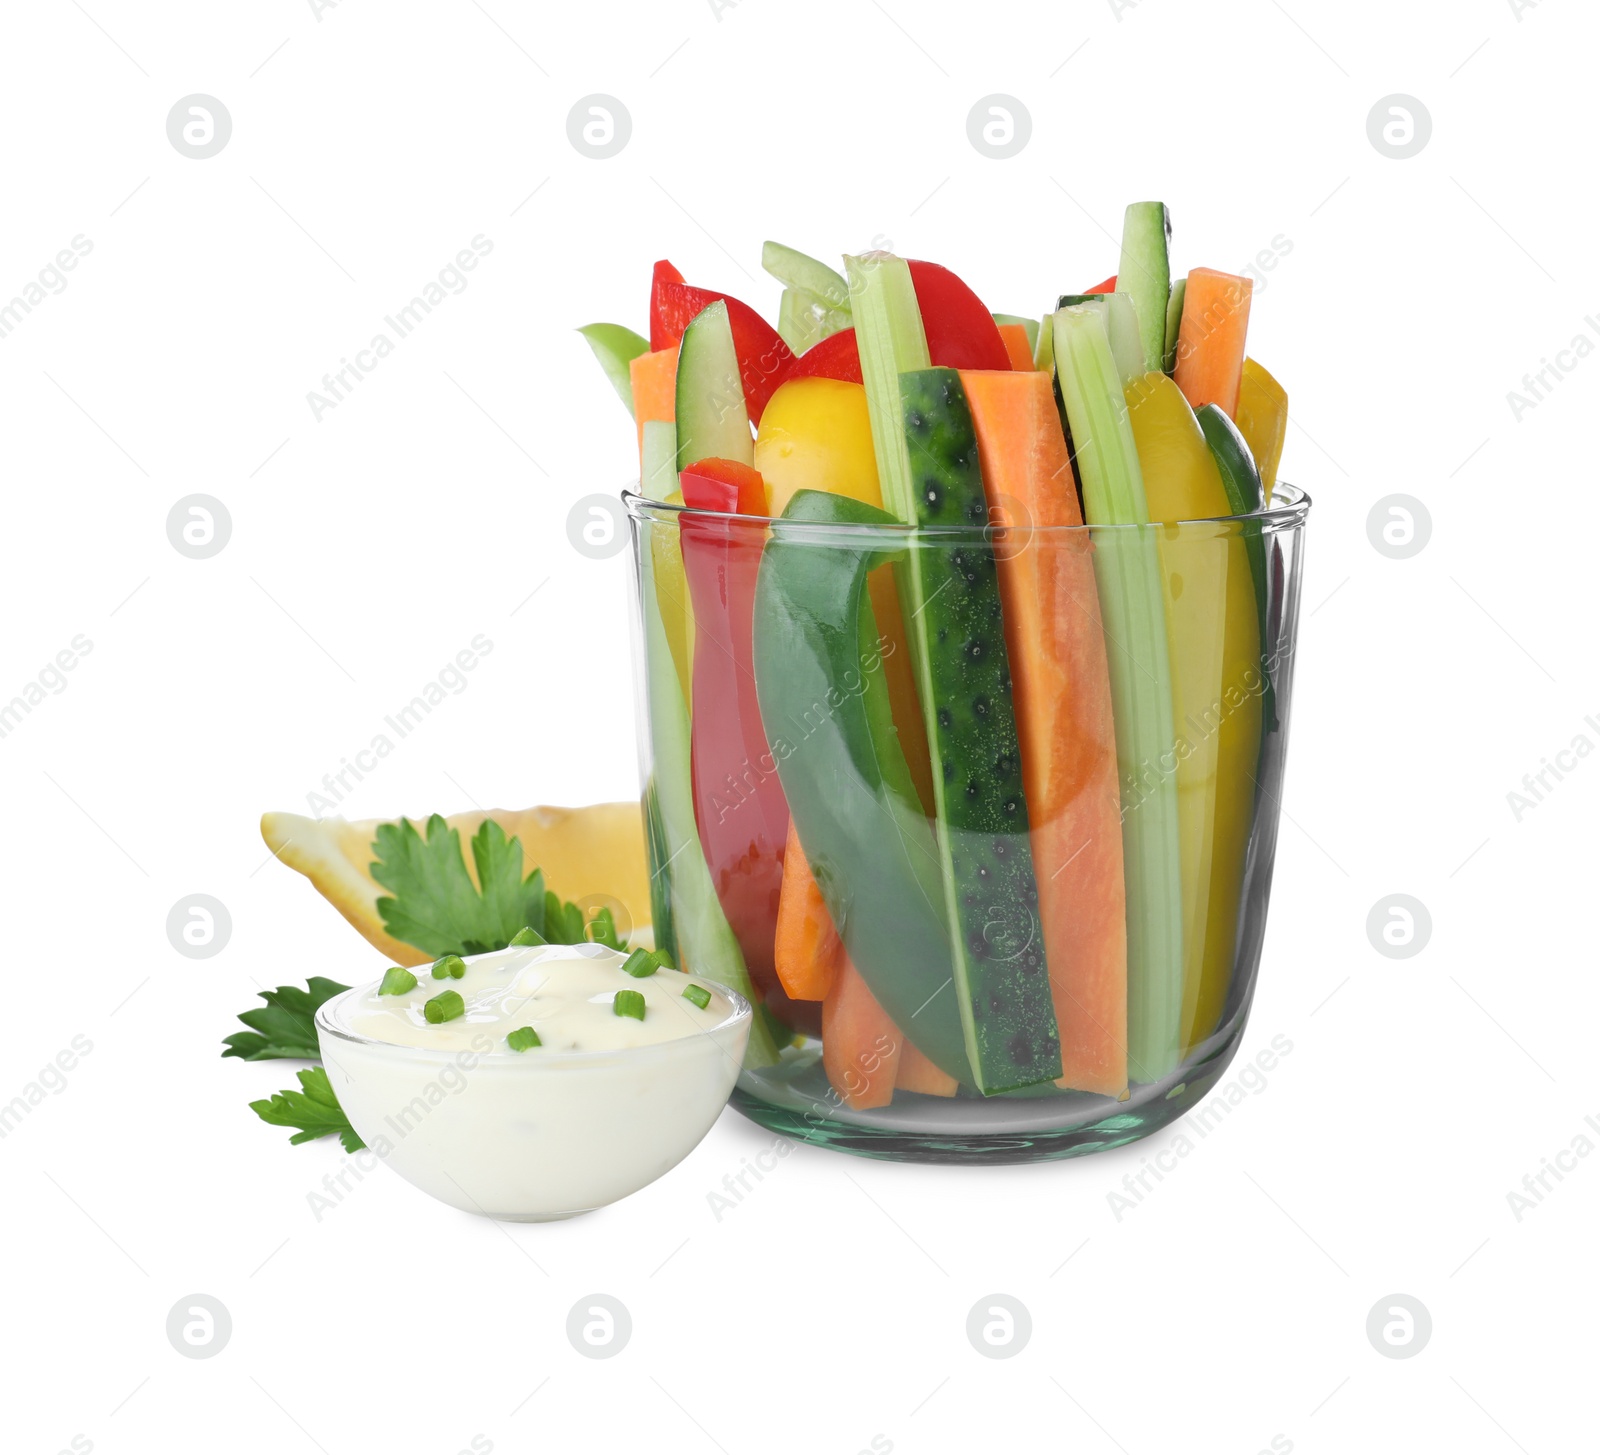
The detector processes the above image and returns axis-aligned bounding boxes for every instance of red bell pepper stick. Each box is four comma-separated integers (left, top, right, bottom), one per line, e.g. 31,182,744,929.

648,260,685,350
678,458,789,996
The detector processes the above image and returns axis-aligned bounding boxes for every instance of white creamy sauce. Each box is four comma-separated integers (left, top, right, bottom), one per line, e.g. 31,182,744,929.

339,941,730,1053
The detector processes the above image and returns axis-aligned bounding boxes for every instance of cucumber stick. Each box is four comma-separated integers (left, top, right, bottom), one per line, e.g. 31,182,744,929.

1053,306,1184,1082
1118,201,1172,375
1163,278,1187,376
898,368,1063,1092
1196,402,1276,733
637,518,778,1067
845,253,931,524
578,323,649,417
675,300,754,472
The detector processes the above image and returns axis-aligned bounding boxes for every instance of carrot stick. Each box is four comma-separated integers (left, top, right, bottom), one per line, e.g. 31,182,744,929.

997,322,1036,372
959,368,1129,1096
896,1036,959,1097
630,345,679,466
773,821,842,1001
1172,269,1253,418
822,956,902,1109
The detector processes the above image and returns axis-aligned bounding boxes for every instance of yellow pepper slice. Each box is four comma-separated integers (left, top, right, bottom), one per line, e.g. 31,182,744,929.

1125,372,1262,1051
1236,358,1288,502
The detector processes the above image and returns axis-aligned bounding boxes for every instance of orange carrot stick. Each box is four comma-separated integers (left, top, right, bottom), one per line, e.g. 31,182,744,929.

773,822,843,1001
997,322,1036,372
896,1036,959,1097
1172,268,1253,418
822,957,902,1109
630,344,679,466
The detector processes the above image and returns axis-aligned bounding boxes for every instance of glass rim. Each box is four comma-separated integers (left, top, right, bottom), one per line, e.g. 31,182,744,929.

624,480,1310,535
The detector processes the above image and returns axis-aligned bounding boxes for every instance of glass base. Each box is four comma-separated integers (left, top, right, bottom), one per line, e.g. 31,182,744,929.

730,1005,1250,1165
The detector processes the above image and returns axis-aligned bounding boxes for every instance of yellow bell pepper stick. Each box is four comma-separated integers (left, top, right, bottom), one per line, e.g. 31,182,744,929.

1236,358,1288,502
1124,372,1263,1051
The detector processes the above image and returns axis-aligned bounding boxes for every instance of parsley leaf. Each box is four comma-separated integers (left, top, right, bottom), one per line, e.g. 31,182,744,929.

250,1067,365,1153
222,976,351,1061
370,815,616,958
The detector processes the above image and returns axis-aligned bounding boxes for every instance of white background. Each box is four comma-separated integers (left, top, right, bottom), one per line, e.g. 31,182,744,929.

2,0,1595,1451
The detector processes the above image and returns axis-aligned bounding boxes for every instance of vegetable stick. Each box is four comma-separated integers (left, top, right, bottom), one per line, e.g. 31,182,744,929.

1172,268,1253,418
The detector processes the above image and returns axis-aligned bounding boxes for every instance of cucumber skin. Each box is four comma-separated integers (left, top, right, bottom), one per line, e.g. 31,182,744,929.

1195,403,1277,733
900,367,1063,1092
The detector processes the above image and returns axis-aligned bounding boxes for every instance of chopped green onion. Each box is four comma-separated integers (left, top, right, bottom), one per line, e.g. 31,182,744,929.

508,927,543,947
432,954,466,980
621,948,659,978
613,989,646,1021
424,990,465,1024
378,966,417,996
681,983,711,1010
652,948,676,971
506,1026,542,1052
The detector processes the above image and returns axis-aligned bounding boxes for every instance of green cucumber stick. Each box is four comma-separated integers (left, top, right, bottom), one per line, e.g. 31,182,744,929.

1163,278,1187,376
1033,312,1055,372
1052,305,1184,1082
636,506,779,1066
1117,201,1172,374
844,253,931,524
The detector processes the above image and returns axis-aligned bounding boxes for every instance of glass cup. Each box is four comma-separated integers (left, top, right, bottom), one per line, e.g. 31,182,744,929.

627,482,1309,1163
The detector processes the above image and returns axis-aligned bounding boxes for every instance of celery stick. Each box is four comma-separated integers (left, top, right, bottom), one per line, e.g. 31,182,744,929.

777,287,851,354
844,253,930,524
637,522,778,1067
762,241,851,310
641,418,677,502
1053,305,1184,1082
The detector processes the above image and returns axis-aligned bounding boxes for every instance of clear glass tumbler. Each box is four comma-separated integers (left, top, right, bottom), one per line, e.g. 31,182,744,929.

627,483,1309,1163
